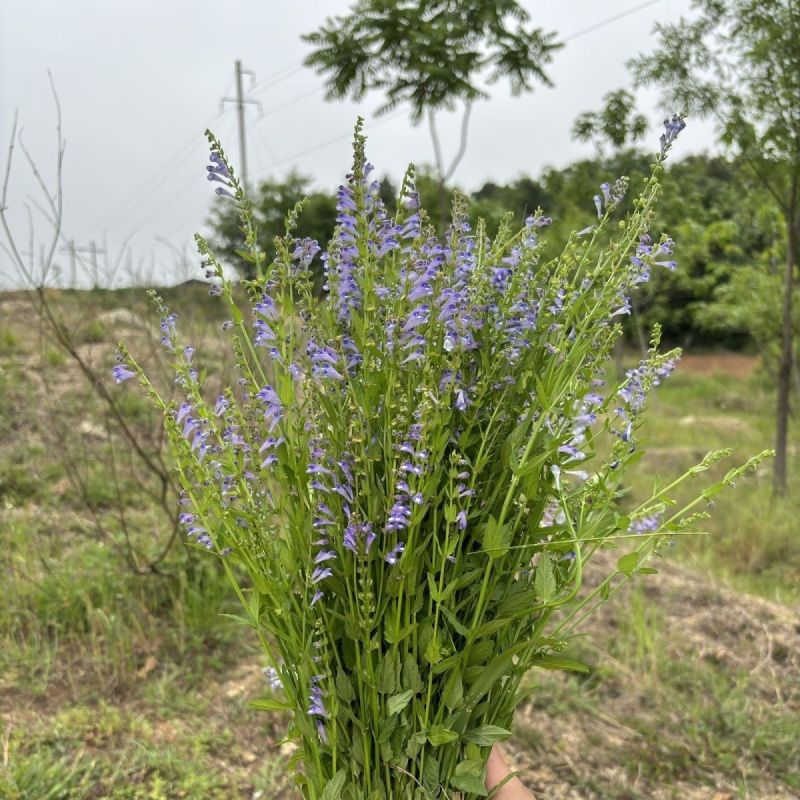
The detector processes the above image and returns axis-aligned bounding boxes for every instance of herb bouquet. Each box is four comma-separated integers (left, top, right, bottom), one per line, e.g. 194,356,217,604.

117,117,767,799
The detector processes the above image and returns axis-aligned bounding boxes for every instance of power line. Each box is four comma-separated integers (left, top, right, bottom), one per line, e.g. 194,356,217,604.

250,109,407,180
250,63,305,96
113,116,235,240
255,86,323,124
90,77,233,237
563,0,663,42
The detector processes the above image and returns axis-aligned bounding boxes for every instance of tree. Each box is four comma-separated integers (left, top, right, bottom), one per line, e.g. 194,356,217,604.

572,89,649,158
630,0,800,495
302,0,561,223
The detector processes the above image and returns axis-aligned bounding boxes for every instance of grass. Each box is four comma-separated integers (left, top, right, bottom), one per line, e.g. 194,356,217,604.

628,366,800,603
0,288,798,799
517,585,799,798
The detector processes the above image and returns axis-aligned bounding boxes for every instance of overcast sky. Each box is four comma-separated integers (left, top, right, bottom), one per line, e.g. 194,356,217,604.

0,0,717,289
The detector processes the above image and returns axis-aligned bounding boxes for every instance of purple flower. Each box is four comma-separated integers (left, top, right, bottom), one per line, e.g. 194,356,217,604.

311,567,333,584
385,542,405,565
313,365,344,381
308,675,328,717
454,390,468,412
660,114,686,157
112,364,136,384
629,513,662,534
214,395,229,417
455,510,468,530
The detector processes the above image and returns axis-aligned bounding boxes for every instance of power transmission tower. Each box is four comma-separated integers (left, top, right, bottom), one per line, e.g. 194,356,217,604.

220,61,262,194
60,239,107,288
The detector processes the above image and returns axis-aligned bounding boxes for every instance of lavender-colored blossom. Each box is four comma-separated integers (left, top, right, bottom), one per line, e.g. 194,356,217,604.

629,513,662,534
385,542,405,565
112,364,136,384
308,675,328,717
455,510,468,530
214,395,229,417
660,114,686,158
313,365,345,381
311,567,333,584
263,666,283,690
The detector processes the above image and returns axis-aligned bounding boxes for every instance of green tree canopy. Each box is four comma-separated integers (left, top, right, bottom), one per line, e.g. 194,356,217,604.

629,0,800,494
303,0,561,191
572,89,649,156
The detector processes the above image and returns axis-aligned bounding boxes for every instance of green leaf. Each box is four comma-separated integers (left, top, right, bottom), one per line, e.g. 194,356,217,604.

378,649,398,694
402,654,423,693
482,515,511,560
465,647,519,706
617,551,640,576
427,725,459,746
422,754,440,789
248,696,293,712
386,689,414,716
321,769,348,800
443,669,464,711
423,628,442,665
450,763,488,797
336,668,355,704
462,725,512,746
531,655,590,673
426,572,442,603
534,554,556,603
440,605,470,638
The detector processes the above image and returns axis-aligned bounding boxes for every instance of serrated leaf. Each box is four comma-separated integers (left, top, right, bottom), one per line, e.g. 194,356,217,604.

336,668,355,704
617,551,640,576
462,725,512,745
450,771,488,796
422,754,440,788
534,554,556,603
427,725,459,746
402,654,423,693
482,515,511,560
440,605,470,637
377,714,398,744
386,689,414,716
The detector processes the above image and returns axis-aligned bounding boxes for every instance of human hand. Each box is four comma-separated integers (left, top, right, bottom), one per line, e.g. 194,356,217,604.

485,745,536,799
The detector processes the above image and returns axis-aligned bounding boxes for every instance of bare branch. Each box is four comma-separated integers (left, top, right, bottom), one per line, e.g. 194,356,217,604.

444,102,473,182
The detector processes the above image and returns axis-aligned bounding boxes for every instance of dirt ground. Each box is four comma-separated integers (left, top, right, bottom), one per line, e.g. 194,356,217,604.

678,353,758,380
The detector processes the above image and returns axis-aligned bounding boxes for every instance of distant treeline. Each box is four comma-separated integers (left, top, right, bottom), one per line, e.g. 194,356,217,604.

208,151,785,350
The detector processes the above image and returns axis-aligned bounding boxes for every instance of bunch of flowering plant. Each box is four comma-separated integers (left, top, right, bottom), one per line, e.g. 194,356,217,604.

117,116,769,799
